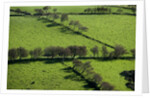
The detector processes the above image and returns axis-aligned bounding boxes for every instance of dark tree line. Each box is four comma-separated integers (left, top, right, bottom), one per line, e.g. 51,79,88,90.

84,7,111,14
8,45,135,60
73,59,114,90
34,7,89,33
8,47,28,60
120,70,135,90
69,20,88,32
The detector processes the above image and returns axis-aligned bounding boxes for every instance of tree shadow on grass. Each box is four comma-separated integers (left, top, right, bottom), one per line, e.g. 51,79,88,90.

46,23,61,27
37,18,115,49
120,70,135,90
8,56,134,65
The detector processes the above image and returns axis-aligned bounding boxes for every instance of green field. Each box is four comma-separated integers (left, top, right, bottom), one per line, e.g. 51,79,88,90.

11,6,133,15
8,6,136,91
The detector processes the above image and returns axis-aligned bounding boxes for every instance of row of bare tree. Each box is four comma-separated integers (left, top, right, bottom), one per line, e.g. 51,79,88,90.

34,6,89,32
84,6,136,14
8,45,135,60
84,7,111,14
72,59,114,90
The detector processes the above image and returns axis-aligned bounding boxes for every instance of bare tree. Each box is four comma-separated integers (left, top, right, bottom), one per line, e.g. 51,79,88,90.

61,14,69,23
53,8,57,13
30,47,42,59
102,46,109,58
92,73,102,85
113,45,127,58
52,13,59,21
90,46,99,57
17,47,28,60
72,59,83,69
100,82,114,90
43,6,50,14
117,8,123,14
68,46,79,59
78,46,87,57
34,9,44,17
8,48,18,60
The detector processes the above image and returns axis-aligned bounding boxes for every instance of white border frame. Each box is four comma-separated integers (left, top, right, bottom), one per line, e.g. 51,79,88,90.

1,0,144,95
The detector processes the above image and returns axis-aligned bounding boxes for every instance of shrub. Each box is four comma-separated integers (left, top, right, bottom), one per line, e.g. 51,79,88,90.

8,48,18,60
100,82,114,90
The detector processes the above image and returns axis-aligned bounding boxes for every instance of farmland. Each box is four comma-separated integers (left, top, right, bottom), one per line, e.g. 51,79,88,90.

8,5,136,91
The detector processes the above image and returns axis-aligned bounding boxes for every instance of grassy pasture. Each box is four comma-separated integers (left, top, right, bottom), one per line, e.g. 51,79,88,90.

9,16,114,57
10,6,133,15
7,59,134,90
7,61,92,90
8,6,136,91
68,15,136,51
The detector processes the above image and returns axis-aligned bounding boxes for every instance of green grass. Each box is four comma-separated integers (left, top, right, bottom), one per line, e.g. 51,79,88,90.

9,16,114,57
7,61,92,90
68,15,136,51
7,59,134,90
10,6,133,15
8,6,136,91
81,59,135,91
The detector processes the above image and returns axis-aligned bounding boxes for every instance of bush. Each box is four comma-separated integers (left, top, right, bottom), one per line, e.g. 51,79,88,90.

8,48,18,60
100,82,114,90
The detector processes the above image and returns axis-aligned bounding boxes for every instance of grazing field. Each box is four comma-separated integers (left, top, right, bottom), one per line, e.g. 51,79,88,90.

11,6,133,15
8,59,134,90
8,5,136,91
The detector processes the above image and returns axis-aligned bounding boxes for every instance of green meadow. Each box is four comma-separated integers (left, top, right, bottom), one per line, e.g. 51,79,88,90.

8,6,136,91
